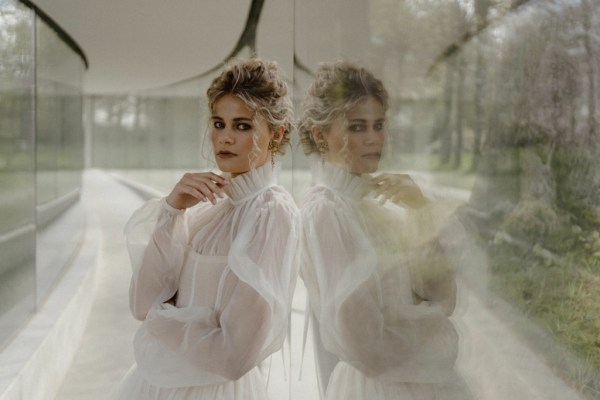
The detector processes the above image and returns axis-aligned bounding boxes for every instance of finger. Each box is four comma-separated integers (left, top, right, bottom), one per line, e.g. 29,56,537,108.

182,172,227,188
196,184,219,205
196,177,226,197
372,180,397,196
193,172,228,186
182,176,224,202
371,173,392,185
179,185,206,202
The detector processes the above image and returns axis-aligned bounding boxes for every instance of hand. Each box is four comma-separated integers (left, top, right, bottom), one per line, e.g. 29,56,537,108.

371,173,427,208
166,172,228,209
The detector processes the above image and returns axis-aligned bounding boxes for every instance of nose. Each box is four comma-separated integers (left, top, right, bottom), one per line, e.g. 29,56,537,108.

364,127,384,145
217,128,234,144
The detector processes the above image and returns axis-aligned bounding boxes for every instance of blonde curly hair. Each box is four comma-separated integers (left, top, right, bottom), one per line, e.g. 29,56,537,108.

298,61,389,156
207,58,293,155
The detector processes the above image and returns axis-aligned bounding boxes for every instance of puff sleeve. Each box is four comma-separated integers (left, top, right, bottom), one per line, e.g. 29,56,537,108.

300,192,458,385
131,189,300,387
125,198,191,321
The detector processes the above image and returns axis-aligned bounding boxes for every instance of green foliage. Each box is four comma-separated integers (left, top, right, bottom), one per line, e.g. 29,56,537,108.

490,233,600,396
552,146,600,230
499,200,563,250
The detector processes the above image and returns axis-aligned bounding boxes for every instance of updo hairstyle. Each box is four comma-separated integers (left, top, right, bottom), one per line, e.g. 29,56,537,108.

298,61,389,156
206,59,293,155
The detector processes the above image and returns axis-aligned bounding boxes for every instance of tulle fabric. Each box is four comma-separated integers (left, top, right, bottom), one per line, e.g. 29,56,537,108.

300,163,469,399
117,163,300,398
117,365,267,400
326,363,471,400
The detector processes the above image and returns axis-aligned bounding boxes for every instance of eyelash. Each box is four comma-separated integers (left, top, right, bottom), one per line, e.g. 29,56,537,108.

348,124,366,132
347,123,385,133
212,121,253,131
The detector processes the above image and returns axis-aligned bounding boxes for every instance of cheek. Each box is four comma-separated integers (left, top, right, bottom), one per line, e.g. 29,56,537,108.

327,133,346,153
346,136,363,153
240,134,255,150
255,129,272,153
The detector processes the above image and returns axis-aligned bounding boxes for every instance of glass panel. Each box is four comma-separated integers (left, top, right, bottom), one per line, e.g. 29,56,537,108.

89,2,295,196
35,12,85,305
0,0,35,349
84,0,599,397
294,0,599,398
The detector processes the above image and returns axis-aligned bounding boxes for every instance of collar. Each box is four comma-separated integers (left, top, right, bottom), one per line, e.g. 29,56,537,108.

223,162,278,205
314,162,371,200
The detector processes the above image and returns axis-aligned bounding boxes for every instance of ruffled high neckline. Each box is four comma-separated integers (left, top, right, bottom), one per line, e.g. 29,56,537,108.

314,162,371,200
223,162,277,205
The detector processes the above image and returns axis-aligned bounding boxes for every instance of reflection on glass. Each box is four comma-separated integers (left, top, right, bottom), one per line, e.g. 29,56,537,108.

0,0,36,349
298,62,470,399
89,92,207,193
0,0,86,348
456,2,600,397
35,13,85,305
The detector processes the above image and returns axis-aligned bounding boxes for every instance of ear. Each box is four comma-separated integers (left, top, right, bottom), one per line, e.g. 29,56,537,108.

272,125,285,143
311,125,325,143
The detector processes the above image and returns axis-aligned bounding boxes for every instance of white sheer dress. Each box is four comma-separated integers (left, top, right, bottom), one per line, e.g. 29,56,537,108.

117,163,300,400
300,163,471,400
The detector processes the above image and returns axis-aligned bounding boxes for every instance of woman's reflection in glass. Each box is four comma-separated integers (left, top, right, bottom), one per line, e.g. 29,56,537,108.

298,61,471,400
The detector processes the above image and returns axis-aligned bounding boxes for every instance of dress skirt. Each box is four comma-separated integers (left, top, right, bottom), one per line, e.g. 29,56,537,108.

117,365,268,400
325,362,472,400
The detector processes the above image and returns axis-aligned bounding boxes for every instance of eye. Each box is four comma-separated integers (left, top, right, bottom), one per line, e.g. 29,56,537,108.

213,120,225,129
348,123,367,133
236,123,253,131
374,122,385,131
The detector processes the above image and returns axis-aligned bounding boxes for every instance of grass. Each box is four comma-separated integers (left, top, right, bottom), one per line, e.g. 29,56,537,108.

490,242,600,397
390,150,600,396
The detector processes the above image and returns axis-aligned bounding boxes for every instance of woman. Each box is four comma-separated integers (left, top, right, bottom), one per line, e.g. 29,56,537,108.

117,59,299,400
298,61,470,400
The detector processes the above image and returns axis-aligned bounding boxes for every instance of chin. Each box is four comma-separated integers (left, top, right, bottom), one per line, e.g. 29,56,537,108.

215,161,244,175
352,163,379,174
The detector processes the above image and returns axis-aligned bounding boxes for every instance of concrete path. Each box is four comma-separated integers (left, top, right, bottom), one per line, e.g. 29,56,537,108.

54,170,143,400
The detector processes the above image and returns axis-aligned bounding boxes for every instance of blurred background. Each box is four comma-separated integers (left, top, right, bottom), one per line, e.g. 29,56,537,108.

1,0,599,399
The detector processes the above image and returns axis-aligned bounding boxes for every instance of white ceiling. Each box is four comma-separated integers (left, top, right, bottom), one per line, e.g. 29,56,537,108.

31,0,476,96
33,0,261,94
31,0,374,95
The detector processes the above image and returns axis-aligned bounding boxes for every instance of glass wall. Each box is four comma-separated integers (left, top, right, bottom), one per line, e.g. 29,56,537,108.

89,85,209,193
35,9,84,303
0,0,35,350
88,0,599,398
0,0,85,349
89,1,296,195
291,0,600,398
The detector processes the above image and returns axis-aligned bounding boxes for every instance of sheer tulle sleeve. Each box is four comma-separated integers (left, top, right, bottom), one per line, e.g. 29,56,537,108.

132,189,300,387
124,198,191,321
404,204,466,316
301,193,458,385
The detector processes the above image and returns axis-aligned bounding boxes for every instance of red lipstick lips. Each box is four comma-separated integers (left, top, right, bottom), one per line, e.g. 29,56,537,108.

217,150,237,158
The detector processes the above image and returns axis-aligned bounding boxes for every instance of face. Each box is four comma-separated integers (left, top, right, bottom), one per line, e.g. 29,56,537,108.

321,95,386,174
210,94,273,176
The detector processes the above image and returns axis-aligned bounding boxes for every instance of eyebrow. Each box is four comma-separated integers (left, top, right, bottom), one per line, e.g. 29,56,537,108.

347,118,386,123
210,116,253,122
